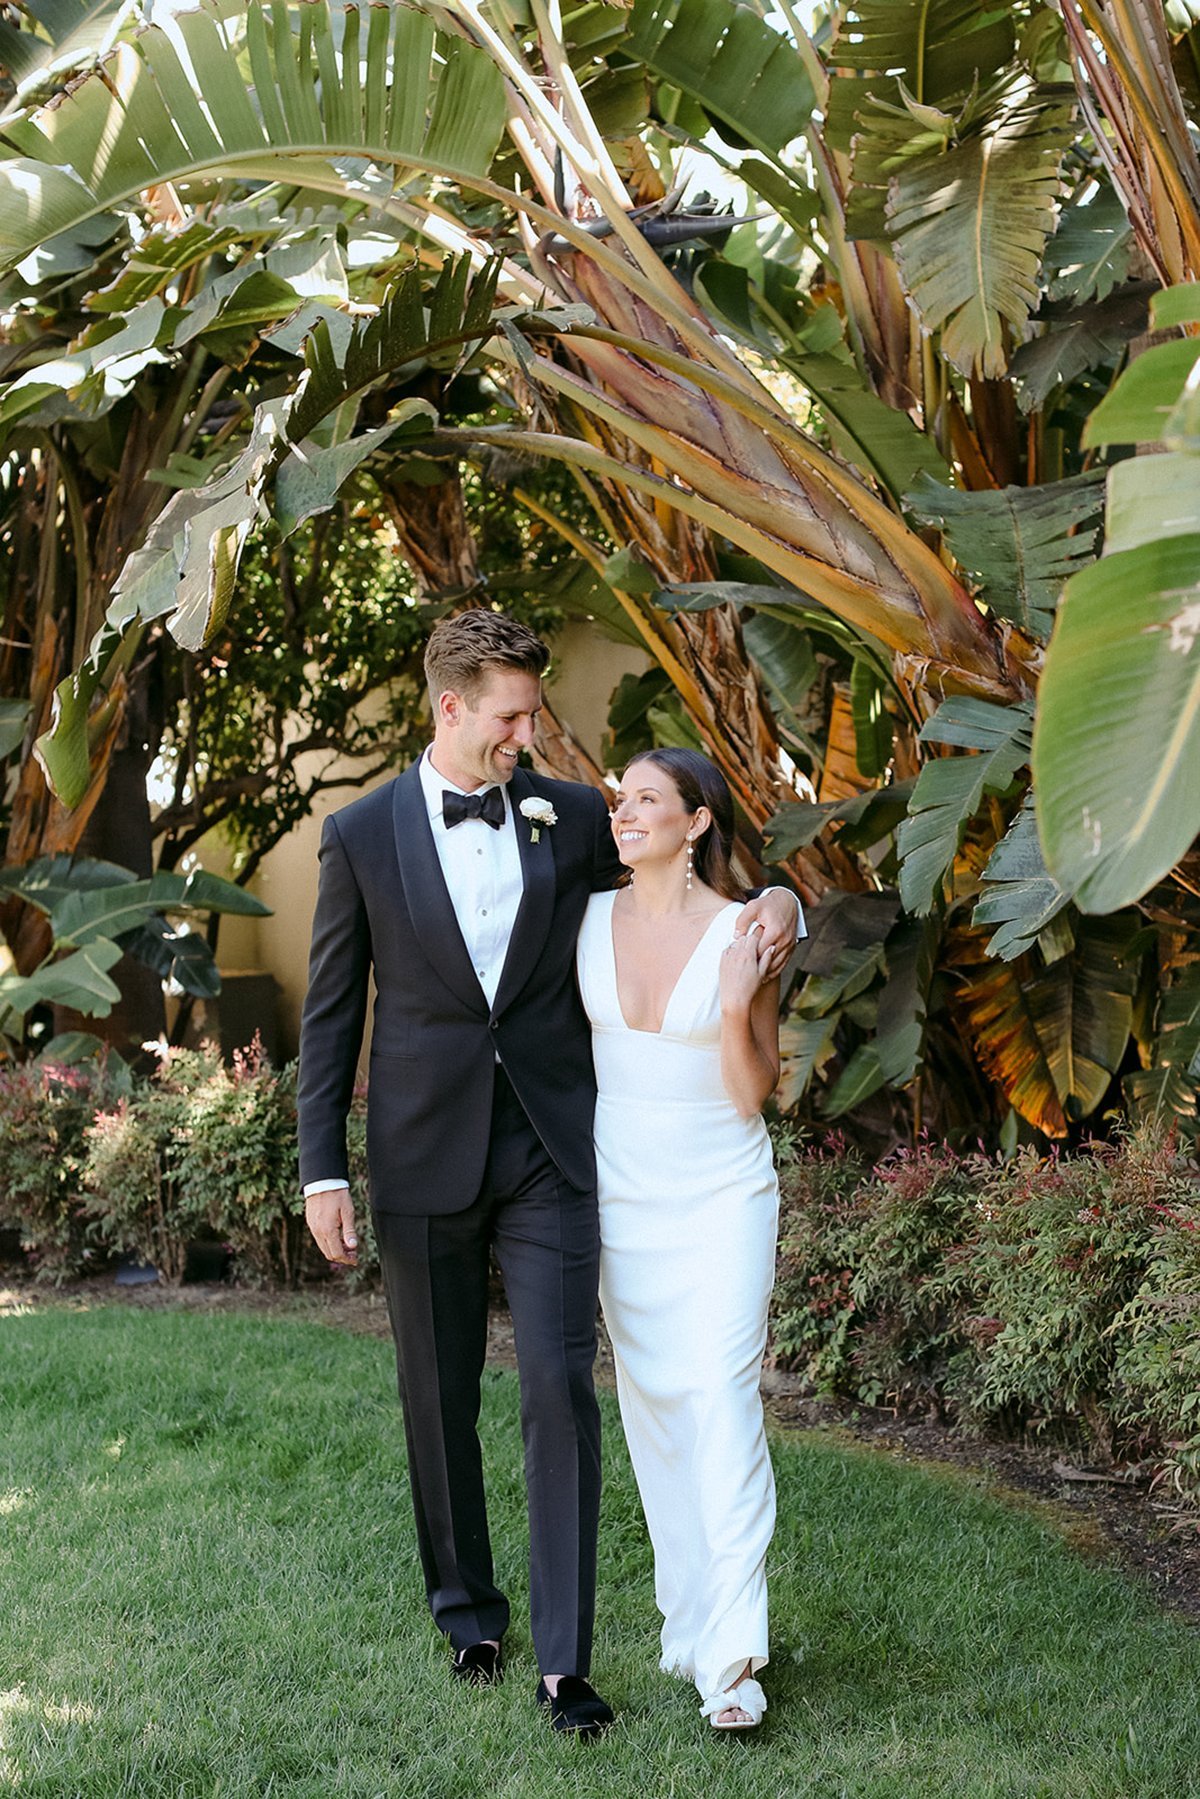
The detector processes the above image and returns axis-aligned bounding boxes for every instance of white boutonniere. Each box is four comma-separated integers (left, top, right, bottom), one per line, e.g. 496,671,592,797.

519,796,558,843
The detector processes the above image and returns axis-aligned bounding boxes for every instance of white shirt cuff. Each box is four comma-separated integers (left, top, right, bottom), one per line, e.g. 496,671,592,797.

770,887,807,942
303,1179,350,1196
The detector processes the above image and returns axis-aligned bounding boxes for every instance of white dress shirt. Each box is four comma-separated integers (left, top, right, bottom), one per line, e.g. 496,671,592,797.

304,749,525,1196
416,748,525,1006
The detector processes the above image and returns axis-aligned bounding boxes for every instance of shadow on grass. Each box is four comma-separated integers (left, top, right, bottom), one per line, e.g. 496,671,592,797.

1,1307,1197,1798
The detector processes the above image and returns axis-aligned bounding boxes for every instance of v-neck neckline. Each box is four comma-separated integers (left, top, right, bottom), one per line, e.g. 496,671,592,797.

607,893,736,1036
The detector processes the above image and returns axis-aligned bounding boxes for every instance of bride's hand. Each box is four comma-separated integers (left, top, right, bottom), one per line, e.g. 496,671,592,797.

719,927,774,1010
736,888,801,977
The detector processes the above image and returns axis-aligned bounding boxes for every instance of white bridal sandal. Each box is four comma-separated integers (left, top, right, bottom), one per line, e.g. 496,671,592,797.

700,1675,767,1733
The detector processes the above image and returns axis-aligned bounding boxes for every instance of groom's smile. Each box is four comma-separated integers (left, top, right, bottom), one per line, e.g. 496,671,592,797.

434,667,544,792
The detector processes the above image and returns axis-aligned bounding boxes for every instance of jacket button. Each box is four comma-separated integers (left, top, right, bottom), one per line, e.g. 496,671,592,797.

489,1019,498,1031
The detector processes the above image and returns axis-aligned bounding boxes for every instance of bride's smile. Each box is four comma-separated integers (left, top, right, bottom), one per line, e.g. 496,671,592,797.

610,764,706,877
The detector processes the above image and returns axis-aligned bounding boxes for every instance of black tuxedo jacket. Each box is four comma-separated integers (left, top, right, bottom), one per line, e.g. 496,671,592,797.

297,761,620,1214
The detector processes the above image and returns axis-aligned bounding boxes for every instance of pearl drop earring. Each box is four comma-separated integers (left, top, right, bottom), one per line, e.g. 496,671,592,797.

685,837,695,891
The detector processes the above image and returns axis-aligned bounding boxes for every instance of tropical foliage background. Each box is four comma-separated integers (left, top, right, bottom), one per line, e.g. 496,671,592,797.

0,0,1197,1150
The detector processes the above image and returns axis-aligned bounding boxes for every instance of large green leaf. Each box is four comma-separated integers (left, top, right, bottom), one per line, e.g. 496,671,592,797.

973,793,1071,961
798,943,886,1018
1036,291,1200,911
0,697,30,759
1084,340,1200,447
849,657,892,778
0,853,136,908
625,0,815,166
1033,534,1200,912
906,469,1105,641
832,2,1019,240
1126,961,1200,1128
122,920,222,998
874,916,937,1085
740,611,819,755
108,393,291,652
0,294,172,438
830,0,1016,99
887,82,1075,379
1042,184,1132,305
777,1013,837,1109
0,937,123,1019
823,1043,886,1117
49,863,270,945
86,217,241,313
0,0,507,270
1151,284,1200,329
897,697,1034,914
1022,915,1138,1123
0,0,134,116
1105,453,1200,552
289,254,506,441
1008,283,1152,414
765,782,913,862
275,402,435,537
155,868,271,916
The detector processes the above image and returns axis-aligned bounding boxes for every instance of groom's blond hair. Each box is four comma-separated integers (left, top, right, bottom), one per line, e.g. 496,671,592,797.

424,609,550,709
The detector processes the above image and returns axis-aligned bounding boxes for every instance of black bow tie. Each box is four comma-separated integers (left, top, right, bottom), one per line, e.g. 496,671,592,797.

443,786,506,830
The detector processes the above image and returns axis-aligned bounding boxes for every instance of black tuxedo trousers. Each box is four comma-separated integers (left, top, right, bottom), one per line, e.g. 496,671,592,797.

297,763,622,1673
376,1068,601,1668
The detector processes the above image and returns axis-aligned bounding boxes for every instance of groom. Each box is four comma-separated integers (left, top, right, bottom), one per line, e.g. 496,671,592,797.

297,610,799,1736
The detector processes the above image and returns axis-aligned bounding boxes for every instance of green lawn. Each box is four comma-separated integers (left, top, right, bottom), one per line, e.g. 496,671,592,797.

1,1307,1198,1798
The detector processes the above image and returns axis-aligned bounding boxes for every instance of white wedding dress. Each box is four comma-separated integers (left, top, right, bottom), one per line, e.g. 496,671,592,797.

576,890,779,1704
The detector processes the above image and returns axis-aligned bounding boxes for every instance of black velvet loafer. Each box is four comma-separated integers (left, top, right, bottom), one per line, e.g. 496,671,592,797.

451,1641,504,1686
535,1675,614,1739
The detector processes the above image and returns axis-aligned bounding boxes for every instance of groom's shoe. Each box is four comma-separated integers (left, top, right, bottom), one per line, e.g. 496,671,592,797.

536,1676,614,1740
451,1641,504,1687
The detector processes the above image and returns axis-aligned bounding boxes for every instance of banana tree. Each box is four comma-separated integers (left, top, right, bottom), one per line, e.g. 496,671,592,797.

1,0,1197,1139
0,0,1029,892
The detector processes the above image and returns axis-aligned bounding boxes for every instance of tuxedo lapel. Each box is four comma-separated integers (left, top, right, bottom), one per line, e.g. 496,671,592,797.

493,766,556,1017
392,764,488,1017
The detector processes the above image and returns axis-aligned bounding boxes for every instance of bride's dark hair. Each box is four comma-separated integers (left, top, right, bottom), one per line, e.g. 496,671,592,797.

620,747,744,901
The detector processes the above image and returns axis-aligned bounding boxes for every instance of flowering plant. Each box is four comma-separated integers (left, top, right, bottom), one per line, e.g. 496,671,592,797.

519,796,558,843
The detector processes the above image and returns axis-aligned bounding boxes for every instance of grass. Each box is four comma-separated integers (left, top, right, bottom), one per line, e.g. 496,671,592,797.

1,1307,1198,1798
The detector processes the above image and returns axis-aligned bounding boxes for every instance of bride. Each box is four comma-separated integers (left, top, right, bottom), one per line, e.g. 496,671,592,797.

576,747,783,1733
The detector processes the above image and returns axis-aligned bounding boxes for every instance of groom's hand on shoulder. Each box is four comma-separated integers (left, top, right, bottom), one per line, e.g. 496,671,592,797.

305,1186,358,1266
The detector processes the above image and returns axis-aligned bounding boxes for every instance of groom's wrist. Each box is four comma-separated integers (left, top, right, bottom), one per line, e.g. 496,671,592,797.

758,883,807,944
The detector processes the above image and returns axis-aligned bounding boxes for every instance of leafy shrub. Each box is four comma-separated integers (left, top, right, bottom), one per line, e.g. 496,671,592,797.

771,1126,1200,1508
0,1057,127,1280
955,1134,1187,1456
342,1081,377,1288
773,1137,980,1407
79,1042,377,1288
84,1051,216,1284
170,1039,307,1286
773,1136,869,1391
848,1144,982,1410
1113,1186,1200,1503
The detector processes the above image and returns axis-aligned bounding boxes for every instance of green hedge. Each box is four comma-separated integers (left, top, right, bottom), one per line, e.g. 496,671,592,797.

0,1042,372,1289
774,1130,1200,1504
2,1053,1197,1507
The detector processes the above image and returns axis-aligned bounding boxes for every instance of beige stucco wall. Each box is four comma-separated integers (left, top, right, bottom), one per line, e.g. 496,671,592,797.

226,621,645,1059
